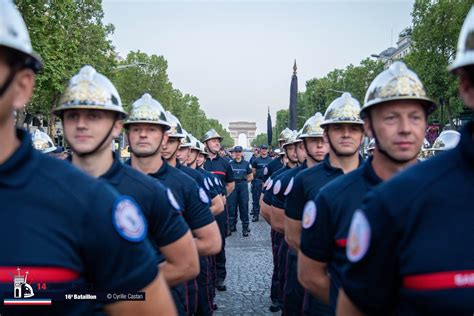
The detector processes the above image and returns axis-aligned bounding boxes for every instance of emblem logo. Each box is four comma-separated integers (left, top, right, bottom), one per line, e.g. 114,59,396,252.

199,187,210,204
3,268,52,305
284,177,294,196
167,189,181,211
273,180,282,195
112,196,147,242
266,179,273,191
347,210,371,262
302,201,317,229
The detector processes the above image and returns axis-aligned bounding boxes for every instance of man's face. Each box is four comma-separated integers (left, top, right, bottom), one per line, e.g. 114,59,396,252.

63,109,121,155
326,123,364,157
177,147,190,164
284,144,298,163
234,151,243,159
296,141,307,163
458,69,474,110
206,138,221,154
196,153,206,167
366,100,427,162
127,123,166,157
304,137,328,162
187,149,199,165
253,148,259,156
260,148,268,156
0,51,34,124
161,136,181,160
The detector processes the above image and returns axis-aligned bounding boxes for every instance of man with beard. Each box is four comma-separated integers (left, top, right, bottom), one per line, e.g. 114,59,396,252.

203,129,235,292
299,61,435,313
126,96,221,315
337,8,474,316
295,93,365,316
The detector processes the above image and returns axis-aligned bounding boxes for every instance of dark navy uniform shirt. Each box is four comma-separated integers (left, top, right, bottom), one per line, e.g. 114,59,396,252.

204,155,234,195
271,162,307,209
263,156,284,182
196,167,222,198
229,158,252,182
285,155,344,221
251,155,273,180
342,122,474,316
300,157,382,309
149,161,214,230
263,165,290,206
176,160,219,200
100,154,189,249
0,130,158,315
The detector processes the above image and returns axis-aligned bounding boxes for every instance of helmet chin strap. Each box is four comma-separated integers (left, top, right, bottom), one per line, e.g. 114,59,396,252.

66,117,117,158
284,147,299,164
303,139,323,163
187,150,198,166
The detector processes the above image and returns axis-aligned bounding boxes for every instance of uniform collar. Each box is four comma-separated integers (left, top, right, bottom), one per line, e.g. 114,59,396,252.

458,120,474,166
322,153,363,176
100,152,125,185
0,129,38,188
150,159,170,178
363,156,383,186
208,155,221,162
322,154,342,175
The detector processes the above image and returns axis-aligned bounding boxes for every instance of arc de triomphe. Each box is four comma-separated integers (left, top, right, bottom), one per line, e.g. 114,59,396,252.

228,121,256,148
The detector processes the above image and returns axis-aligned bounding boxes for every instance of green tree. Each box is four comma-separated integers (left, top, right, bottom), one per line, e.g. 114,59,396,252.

113,51,232,146
251,133,269,147
17,0,116,129
404,0,472,126
274,58,383,138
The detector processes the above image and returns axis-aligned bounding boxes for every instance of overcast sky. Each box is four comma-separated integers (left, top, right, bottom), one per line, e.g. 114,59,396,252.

103,0,414,134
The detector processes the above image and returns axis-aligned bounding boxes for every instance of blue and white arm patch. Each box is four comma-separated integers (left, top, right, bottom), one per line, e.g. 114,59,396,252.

112,196,147,242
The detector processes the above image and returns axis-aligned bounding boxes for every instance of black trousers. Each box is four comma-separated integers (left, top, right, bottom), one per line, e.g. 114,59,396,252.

215,205,228,283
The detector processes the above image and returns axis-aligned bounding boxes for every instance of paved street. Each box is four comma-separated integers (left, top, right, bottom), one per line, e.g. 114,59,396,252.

215,218,278,316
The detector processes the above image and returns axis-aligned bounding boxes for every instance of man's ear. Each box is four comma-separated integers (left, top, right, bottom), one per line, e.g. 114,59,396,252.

459,73,474,109
12,69,35,111
161,132,169,147
112,119,123,138
363,117,373,139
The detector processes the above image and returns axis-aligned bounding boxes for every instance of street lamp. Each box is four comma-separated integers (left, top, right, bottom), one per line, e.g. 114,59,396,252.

327,88,347,94
113,62,150,71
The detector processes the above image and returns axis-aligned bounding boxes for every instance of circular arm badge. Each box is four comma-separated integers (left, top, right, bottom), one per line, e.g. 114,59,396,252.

273,180,282,195
112,196,147,242
346,210,371,262
302,200,317,229
199,187,210,204
167,188,181,212
284,177,294,196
